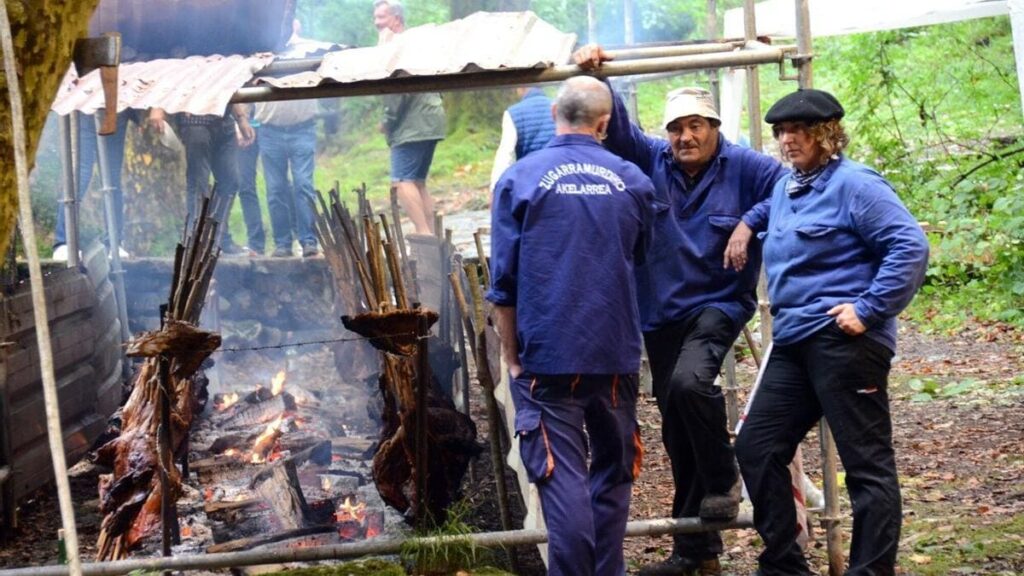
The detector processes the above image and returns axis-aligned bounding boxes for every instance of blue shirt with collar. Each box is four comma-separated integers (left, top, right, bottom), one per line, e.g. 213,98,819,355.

763,156,929,351
486,134,656,375
603,87,786,332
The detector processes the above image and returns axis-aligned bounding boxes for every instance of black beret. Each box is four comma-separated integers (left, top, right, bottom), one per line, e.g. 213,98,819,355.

765,88,845,124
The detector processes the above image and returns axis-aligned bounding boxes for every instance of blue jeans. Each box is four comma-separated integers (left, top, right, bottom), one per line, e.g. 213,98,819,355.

180,117,239,244
233,127,266,253
259,122,317,248
511,372,641,576
54,112,127,247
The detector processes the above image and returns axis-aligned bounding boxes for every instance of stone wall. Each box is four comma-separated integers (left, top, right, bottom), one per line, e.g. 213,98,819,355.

123,257,341,348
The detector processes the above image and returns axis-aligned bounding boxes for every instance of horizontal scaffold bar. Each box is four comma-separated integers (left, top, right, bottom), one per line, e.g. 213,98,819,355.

233,43,795,103
0,514,754,576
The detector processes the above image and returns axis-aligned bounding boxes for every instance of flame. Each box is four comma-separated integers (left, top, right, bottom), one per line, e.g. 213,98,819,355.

224,448,240,457
321,477,333,491
335,497,367,524
216,392,240,411
181,525,193,538
271,370,287,396
250,415,286,464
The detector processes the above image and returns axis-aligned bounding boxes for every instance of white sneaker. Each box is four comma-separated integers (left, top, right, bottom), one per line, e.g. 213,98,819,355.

52,244,68,261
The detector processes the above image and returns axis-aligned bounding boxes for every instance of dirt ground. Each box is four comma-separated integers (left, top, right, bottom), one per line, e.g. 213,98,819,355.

1,317,1021,574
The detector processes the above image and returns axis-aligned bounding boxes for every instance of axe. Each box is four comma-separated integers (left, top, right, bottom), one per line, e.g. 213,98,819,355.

72,33,121,135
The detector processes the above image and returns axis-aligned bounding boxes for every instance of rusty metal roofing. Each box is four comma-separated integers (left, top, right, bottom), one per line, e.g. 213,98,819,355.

261,11,577,88
50,11,576,115
51,54,274,117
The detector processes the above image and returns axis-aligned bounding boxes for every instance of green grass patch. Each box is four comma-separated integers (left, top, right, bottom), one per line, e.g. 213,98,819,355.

900,509,1024,575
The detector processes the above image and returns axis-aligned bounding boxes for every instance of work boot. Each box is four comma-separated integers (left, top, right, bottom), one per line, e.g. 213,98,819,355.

638,553,722,576
699,478,742,521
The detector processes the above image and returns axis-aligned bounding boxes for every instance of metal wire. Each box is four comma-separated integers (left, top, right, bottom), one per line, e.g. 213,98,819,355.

211,332,420,354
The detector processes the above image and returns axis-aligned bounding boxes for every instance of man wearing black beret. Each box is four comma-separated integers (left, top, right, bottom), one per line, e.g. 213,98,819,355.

736,88,929,576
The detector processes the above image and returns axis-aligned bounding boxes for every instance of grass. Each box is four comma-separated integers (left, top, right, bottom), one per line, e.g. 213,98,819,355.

900,508,1024,575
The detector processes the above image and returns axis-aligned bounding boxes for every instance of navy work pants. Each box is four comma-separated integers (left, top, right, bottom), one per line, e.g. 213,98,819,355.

736,324,899,576
642,307,740,560
511,373,642,576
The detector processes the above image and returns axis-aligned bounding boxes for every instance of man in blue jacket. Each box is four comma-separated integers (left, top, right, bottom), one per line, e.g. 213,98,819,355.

575,45,787,576
487,75,655,576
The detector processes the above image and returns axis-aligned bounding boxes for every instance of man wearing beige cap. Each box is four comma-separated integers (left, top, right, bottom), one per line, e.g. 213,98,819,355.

575,45,786,576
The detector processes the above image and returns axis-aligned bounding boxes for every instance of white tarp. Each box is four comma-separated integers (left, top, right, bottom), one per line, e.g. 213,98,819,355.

719,0,1022,142
723,0,1009,38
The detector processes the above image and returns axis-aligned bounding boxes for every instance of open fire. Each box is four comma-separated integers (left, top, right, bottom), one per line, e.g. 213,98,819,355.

335,497,382,540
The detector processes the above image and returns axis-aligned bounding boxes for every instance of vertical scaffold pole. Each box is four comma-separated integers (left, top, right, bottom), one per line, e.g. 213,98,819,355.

792,2,843,574
706,0,720,107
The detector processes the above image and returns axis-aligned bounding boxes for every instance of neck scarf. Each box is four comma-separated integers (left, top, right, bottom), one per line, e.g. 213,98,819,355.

785,161,830,197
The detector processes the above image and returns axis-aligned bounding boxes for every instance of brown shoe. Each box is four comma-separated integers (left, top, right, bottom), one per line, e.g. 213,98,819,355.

699,479,742,521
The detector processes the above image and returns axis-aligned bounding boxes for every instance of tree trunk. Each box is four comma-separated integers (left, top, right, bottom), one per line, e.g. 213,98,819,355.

0,0,101,257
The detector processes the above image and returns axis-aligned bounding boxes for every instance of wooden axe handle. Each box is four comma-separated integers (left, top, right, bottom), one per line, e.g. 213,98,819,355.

98,65,118,135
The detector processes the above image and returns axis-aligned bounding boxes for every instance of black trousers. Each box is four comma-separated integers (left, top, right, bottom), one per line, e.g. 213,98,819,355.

643,307,741,560
735,324,899,576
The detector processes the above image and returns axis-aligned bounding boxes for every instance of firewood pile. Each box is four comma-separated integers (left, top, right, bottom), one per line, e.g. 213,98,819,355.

94,199,223,560
312,185,479,526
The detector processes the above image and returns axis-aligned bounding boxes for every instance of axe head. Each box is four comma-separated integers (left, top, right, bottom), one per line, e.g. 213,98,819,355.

72,33,122,77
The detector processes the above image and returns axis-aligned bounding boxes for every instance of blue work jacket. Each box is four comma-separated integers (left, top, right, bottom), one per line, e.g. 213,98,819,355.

487,134,656,375
763,156,930,351
604,89,786,332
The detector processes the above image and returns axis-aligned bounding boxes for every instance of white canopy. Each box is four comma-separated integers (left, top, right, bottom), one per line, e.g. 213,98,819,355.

723,0,1008,38
718,0,1023,141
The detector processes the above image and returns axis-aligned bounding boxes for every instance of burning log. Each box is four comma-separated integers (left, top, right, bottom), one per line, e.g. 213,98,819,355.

216,392,297,430
94,198,223,561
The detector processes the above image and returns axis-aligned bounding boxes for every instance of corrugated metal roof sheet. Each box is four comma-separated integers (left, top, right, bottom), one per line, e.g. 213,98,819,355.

262,11,577,88
51,54,273,116
50,12,576,114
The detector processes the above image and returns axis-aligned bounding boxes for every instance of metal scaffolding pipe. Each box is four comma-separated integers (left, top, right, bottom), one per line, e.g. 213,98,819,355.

252,41,749,78
0,515,753,576
233,44,795,104
57,114,80,268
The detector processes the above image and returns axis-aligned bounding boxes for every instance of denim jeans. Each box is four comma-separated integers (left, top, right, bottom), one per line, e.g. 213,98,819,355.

180,117,240,245
736,324,899,576
259,122,317,249
54,112,128,247
642,307,741,560
234,127,266,253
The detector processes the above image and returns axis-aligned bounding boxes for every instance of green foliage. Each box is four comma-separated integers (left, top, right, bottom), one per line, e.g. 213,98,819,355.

399,500,499,575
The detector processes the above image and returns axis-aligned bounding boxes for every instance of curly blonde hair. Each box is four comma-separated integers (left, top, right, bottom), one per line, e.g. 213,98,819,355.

807,119,850,158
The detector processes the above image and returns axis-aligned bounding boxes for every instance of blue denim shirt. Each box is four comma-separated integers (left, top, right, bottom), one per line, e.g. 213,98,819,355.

487,134,656,374
604,87,786,332
763,156,930,351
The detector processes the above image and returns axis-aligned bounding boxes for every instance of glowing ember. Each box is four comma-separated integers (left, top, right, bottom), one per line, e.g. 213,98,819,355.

203,488,214,501
215,392,240,411
271,370,287,396
335,497,367,524
224,448,240,457
180,525,193,539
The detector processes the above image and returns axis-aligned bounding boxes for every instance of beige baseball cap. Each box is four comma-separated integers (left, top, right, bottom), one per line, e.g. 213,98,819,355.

662,87,720,129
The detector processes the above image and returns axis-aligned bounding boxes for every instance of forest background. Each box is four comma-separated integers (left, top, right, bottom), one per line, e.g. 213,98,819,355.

25,0,1024,332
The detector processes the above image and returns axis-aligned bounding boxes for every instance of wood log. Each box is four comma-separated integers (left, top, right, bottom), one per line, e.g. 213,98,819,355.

248,440,332,488
255,462,309,531
205,525,335,554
